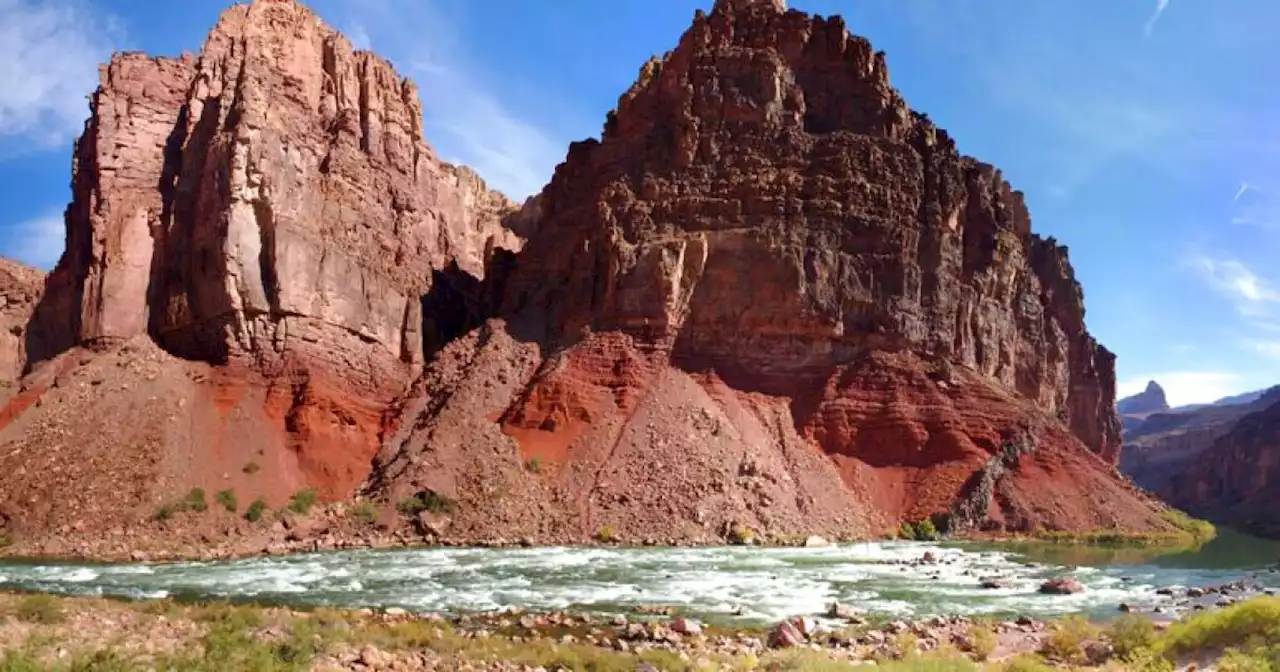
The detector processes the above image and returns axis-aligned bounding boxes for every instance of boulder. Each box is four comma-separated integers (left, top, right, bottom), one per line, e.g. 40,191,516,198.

1039,577,1085,595
767,618,807,648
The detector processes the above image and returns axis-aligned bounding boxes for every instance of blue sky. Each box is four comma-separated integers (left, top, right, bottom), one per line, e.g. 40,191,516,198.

1,0,1278,406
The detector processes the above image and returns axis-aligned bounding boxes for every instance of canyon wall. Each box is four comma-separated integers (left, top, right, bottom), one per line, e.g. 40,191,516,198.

0,0,520,538
367,0,1167,544
1172,398,1280,538
0,0,1176,550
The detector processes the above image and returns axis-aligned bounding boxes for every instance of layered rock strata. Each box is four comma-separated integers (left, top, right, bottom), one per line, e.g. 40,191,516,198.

367,0,1170,542
1,0,519,536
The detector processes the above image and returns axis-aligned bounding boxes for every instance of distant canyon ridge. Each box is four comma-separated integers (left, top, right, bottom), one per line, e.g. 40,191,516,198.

0,0,1263,556
1119,381,1280,538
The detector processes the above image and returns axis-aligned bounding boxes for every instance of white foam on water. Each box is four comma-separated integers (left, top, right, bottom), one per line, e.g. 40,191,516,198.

0,541,1273,622
59,568,100,583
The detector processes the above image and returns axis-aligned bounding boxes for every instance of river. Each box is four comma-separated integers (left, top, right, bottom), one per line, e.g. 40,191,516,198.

0,530,1276,626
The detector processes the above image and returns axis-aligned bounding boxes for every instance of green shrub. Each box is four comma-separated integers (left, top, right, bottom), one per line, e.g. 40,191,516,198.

1108,613,1157,660
1154,596,1280,662
184,487,208,513
216,489,238,513
288,488,318,515
915,518,939,541
0,533,12,548
351,501,379,526
898,519,939,541
245,498,268,523
242,461,261,475
997,655,1056,672
1038,615,1098,665
155,504,179,522
15,594,63,624
1161,509,1216,543
524,457,542,474
396,491,456,517
1218,645,1280,672
594,525,618,543
964,622,998,661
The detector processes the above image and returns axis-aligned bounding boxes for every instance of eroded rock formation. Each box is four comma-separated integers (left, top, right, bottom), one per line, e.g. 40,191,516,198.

1118,380,1169,417
1,0,520,536
368,0,1169,542
0,0,1175,550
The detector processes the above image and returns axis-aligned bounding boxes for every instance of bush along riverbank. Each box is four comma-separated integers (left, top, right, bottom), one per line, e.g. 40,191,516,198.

1,592,1278,671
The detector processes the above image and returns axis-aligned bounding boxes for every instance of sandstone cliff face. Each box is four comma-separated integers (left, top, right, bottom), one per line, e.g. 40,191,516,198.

4,0,521,535
369,0,1166,542
1172,396,1280,538
31,0,519,392
0,258,42,407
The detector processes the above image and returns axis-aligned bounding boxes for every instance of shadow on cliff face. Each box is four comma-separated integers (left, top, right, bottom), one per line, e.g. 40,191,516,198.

145,94,237,366
421,247,528,360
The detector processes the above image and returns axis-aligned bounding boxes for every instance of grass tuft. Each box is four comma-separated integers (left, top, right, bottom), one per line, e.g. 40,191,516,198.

593,525,618,543
1153,595,1280,662
216,489,238,513
287,488,317,515
245,498,268,523
1107,613,1158,661
350,501,379,526
15,594,63,624
396,491,456,517
1038,615,1099,665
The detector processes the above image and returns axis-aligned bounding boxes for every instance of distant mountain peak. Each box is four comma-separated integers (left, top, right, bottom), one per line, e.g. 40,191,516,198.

1118,380,1170,416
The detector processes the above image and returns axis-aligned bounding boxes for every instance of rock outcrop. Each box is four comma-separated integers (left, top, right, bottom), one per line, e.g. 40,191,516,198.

1,0,520,536
1172,396,1280,538
1117,380,1169,416
0,258,42,407
368,0,1170,542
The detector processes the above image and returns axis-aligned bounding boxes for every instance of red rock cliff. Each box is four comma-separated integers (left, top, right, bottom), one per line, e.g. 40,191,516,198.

371,0,1164,543
0,258,42,408
4,0,521,537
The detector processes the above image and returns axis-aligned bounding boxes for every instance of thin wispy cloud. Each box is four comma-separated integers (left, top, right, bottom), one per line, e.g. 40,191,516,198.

1118,371,1240,407
1144,0,1171,36
1229,182,1280,231
0,211,65,270
1187,256,1280,305
326,0,569,200
0,0,122,156
1232,182,1251,203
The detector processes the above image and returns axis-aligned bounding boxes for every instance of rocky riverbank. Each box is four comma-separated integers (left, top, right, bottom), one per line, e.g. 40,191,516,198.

2,591,1279,671
0,495,1217,565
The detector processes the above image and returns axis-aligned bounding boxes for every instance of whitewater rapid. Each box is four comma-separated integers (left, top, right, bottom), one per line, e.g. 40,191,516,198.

0,542,1275,624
